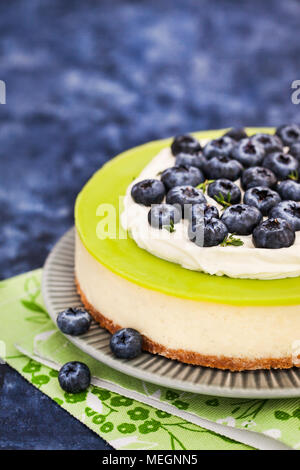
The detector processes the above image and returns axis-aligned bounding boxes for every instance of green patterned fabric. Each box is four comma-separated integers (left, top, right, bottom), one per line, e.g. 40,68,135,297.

1,270,300,450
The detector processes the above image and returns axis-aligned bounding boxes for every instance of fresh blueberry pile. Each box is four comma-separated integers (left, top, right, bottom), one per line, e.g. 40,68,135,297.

131,125,300,249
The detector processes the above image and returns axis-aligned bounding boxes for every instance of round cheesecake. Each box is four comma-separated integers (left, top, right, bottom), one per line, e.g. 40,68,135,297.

75,128,300,371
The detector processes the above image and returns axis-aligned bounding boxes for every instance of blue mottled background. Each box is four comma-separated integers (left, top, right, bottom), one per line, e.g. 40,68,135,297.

0,0,300,450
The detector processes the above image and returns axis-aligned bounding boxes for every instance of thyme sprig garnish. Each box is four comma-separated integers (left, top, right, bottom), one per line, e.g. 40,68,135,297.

288,170,299,181
163,219,176,233
220,233,244,247
215,191,232,210
196,179,215,193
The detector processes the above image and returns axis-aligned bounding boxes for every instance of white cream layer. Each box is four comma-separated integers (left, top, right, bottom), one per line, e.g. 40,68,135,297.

121,146,300,280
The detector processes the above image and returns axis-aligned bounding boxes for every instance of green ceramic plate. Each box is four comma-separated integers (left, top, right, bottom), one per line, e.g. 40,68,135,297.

75,128,300,306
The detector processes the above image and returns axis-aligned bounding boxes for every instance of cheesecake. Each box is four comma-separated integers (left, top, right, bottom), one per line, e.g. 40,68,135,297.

75,127,300,371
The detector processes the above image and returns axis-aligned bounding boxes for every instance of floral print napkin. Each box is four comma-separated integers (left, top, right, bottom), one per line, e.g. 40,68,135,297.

1,270,299,450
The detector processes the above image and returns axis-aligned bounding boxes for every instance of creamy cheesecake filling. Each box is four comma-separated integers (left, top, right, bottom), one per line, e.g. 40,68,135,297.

75,233,300,362
121,146,300,280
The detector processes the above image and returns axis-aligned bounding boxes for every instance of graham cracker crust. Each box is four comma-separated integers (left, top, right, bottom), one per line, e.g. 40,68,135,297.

76,279,295,371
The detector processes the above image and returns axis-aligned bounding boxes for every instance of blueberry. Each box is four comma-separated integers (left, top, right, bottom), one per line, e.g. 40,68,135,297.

262,152,299,180
251,133,283,154
188,217,228,247
58,362,91,393
110,328,142,359
275,124,300,146
203,136,235,159
171,134,201,156
175,152,206,170
289,142,300,162
241,166,277,190
148,203,181,229
189,203,219,224
166,185,206,216
277,180,300,201
253,218,295,249
208,179,241,205
269,200,300,231
57,307,92,336
161,166,204,190
231,138,265,167
243,186,281,216
221,204,262,235
204,155,243,181
131,179,166,206
223,127,248,141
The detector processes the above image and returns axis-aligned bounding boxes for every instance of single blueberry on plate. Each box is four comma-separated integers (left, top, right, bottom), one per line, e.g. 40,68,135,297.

175,152,206,170
243,186,281,216
253,218,295,249
289,142,300,162
269,200,300,231
161,166,204,190
131,179,166,206
275,124,300,146
203,136,235,159
262,152,299,180
241,166,277,190
166,185,206,215
189,203,219,224
58,361,91,393
188,217,228,247
277,180,300,201
204,155,243,181
148,203,181,229
231,138,265,167
171,134,201,156
208,179,241,205
221,204,262,235
110,328,142,359
57,307,92,336
251,133,283,154
223,127,247,141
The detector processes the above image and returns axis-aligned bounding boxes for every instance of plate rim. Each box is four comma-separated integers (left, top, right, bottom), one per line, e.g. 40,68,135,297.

42,227,300,399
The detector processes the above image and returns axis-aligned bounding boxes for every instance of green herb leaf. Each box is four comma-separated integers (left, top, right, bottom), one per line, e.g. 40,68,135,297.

288,170,299,181
214,191,232,209
220,233,244,247
163,219,176,233
196,179,215,193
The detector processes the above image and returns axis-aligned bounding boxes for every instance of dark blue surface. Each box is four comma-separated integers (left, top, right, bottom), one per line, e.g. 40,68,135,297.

1,0,300,450
0,366,111,450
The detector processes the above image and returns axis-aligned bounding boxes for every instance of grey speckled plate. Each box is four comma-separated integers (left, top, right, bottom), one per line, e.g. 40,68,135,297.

42,228,300,398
